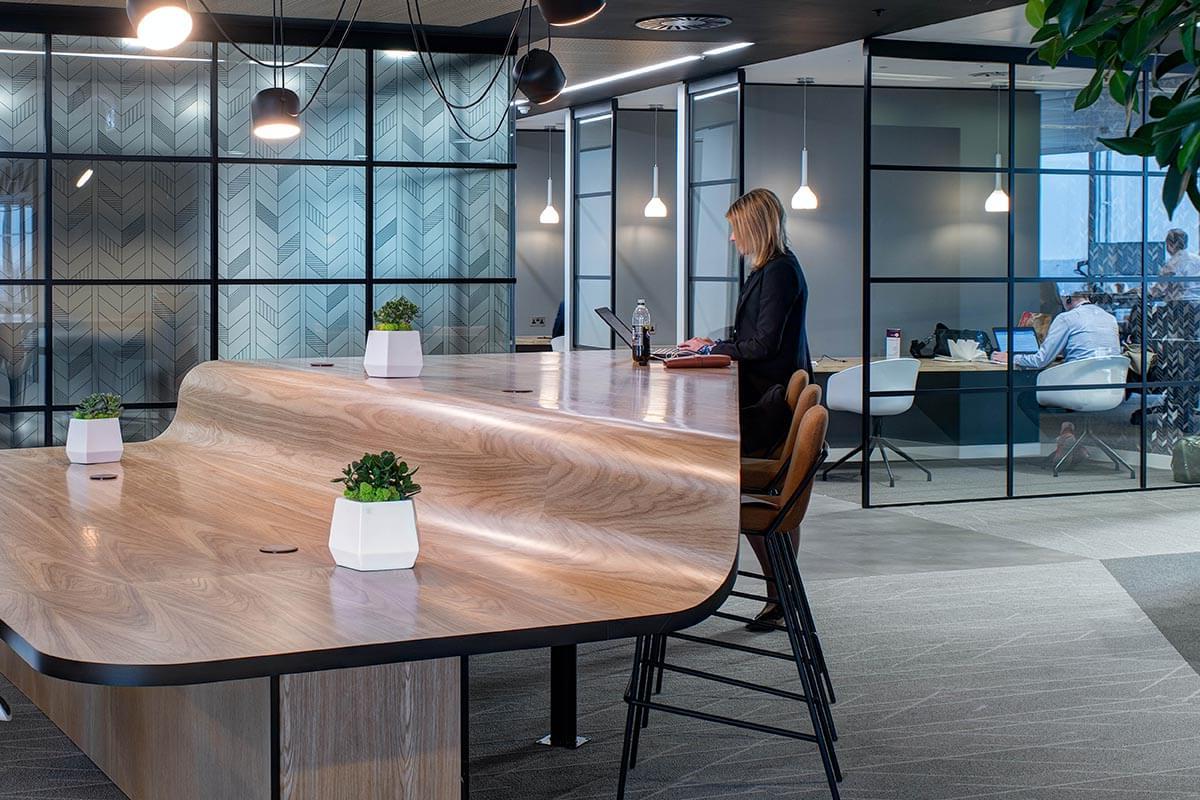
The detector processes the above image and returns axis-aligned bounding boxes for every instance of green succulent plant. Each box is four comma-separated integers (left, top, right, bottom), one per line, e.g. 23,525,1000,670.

373,297,420,332
73,393,123,420
332,451,422,503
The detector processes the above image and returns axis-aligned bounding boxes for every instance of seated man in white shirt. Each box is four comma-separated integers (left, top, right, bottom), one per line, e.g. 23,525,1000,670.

991,290,1120,369
1154,228,1200,300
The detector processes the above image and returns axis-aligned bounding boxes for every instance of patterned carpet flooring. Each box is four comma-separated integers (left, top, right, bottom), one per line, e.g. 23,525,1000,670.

4,489,1200,799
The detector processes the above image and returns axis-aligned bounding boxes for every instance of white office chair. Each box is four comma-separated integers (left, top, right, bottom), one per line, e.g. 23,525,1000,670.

821,358,929,487
1036,354,1134,478
550,336,566,353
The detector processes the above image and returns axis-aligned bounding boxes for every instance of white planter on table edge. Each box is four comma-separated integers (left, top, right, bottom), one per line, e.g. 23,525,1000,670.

328,496,420,571
65,417,123,465
363,329,423,378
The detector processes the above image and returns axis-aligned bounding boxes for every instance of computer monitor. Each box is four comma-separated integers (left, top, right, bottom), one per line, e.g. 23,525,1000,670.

993,326,1039,354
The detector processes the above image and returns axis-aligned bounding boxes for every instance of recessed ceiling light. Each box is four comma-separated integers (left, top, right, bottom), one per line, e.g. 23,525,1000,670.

75,168,94,188
636,15,732,31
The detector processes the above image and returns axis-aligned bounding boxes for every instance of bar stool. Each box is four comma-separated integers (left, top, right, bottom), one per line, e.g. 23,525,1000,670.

743,382,822,494
617,405,842,799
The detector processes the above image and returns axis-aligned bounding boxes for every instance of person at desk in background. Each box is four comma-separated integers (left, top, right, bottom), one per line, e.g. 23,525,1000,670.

991,290,1119,369
679,188,812,403
1153,228,1200,300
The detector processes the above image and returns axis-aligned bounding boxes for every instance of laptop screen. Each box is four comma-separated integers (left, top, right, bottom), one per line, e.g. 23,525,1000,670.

594,307,633,347
993,326,1039,354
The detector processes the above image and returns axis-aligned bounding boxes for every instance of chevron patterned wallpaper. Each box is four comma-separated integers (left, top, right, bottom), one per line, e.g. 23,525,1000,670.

51,37,210,157
219,164,365,279
0,33,43,152
374,51,510,164
52,161,210,280
0,32,514,450
219,44,366,161
375,167,510,279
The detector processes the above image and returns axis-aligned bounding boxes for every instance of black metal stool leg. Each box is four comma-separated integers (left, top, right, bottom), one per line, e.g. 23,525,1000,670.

781,533,837,706
767,535,842,796
653,636,667,695
821,444,863,480
0,693,10,722
617,637,648,800
629,634,659,768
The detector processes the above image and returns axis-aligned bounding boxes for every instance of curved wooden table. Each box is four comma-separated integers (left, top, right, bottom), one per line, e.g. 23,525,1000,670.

0,352,740,800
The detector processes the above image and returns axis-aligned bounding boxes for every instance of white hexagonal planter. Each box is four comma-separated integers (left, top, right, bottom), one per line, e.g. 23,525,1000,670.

363,330,423,378
328,496,419,571
65,417,123,465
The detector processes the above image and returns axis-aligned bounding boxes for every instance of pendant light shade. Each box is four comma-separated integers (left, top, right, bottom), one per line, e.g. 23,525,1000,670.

127,0,193,50
791,79,818,211
644,105,668,218
985,87,1009,213
513,49,566,105
251,87,302,140
535,0,606,26
540,126,560,224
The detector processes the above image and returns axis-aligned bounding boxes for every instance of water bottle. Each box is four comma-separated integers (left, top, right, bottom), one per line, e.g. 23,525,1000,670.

631,299,651,366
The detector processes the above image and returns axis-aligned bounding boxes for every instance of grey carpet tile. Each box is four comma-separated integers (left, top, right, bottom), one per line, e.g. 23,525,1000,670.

1104,552,1200,674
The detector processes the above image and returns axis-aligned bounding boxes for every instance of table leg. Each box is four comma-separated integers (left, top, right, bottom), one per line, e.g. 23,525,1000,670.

537,644,588,749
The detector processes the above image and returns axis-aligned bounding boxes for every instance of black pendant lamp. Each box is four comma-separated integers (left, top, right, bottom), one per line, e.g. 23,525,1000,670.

535,0,605,26
251,87,302,140
513,48,566,105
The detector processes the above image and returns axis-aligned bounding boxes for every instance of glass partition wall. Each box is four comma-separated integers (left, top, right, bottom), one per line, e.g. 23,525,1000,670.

862,40,1193,507
686,75,742,339
0,31,514,449
571,104,616,349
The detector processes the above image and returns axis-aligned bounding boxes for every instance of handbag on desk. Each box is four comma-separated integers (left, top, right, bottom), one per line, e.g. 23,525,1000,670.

909,323,995,358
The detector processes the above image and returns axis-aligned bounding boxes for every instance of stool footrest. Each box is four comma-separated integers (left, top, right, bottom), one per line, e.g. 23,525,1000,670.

668,631,796,662
624,697,818,744
654,661,811,703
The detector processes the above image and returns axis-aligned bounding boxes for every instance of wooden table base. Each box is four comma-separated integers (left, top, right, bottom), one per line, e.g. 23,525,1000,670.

0,642,460,800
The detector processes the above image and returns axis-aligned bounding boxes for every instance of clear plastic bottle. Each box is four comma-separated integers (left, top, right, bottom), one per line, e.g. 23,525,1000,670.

631,299,651,366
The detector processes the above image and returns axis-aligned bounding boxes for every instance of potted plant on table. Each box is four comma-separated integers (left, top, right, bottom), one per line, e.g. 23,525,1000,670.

65,393,124,465
328,451,422,571
363,297,422,378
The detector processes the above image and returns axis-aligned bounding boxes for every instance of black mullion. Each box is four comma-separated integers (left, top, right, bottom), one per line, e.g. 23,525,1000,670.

868,482,1197,510
736,71,745,287
210,41,220,362
364,49,375,337
1139,66,1149,489
861,41,873,508
608,100,617,351
41,32,53,446
1005,62,1015,499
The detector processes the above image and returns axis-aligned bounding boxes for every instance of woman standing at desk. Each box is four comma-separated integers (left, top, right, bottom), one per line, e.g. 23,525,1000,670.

683,188,813,631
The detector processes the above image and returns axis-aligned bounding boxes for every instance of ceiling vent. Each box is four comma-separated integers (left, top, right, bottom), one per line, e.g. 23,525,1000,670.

635,15,733,31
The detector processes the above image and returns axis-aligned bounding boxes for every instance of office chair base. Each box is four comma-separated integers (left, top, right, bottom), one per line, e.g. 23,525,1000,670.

822,430,933,488
1051,427,1136,479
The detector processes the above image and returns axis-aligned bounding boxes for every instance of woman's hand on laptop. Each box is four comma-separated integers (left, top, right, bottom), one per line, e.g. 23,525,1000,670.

991,350,1009,364
679,337,714,352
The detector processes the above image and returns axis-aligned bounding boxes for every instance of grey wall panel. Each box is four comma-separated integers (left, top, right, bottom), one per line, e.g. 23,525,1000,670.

514,129,564,338
615,108,676,341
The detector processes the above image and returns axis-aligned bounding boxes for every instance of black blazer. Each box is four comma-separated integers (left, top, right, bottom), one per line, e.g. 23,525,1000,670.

711,250,811,405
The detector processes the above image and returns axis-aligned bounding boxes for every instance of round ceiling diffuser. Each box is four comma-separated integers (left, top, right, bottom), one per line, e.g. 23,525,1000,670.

635,14,733,31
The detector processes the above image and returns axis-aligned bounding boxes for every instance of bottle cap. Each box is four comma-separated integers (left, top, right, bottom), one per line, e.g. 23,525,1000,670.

637,298,646,304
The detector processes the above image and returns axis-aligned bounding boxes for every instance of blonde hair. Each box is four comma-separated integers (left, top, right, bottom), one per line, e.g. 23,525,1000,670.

726,188,788,269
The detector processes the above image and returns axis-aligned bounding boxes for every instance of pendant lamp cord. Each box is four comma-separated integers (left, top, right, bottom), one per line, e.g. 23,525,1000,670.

802,80,807,149
652,105,658,166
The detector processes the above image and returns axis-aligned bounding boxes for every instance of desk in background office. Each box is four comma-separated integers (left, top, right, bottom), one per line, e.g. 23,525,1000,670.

813,356,1039,460
515,335,553,352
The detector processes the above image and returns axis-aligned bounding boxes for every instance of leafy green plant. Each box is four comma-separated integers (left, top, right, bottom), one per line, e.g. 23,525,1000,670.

332,451,421,502
373,297,420,332
72,393,123,420
1028,0,1200,214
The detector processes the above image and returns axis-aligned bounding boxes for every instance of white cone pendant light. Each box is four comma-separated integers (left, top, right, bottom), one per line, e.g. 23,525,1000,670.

791,79,818,211
127,0,193,50
251,87,302,140
540,126,560,224
644,105,668,218
985,86,1009,213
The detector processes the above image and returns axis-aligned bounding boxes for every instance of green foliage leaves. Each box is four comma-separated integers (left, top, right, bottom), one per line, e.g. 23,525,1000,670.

1031,0,1200,216
73,393,123,420
332,451,422,503
373,298,420,332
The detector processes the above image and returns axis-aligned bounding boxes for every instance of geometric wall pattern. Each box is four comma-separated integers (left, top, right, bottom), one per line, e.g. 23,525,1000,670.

51,161,210,280
0,33,43,153
219,164,364,279
0,31,514,451
374,167,510,279
375,51,510,164
51,37,210,157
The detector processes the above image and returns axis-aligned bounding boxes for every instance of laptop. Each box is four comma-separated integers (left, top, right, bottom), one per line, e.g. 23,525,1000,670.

594,307,690,358
992,326,1039,354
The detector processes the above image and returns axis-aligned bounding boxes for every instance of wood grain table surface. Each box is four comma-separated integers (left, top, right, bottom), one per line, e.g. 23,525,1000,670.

0,352,741,686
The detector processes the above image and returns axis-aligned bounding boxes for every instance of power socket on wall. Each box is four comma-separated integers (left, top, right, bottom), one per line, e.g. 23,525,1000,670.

530,316,546,327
